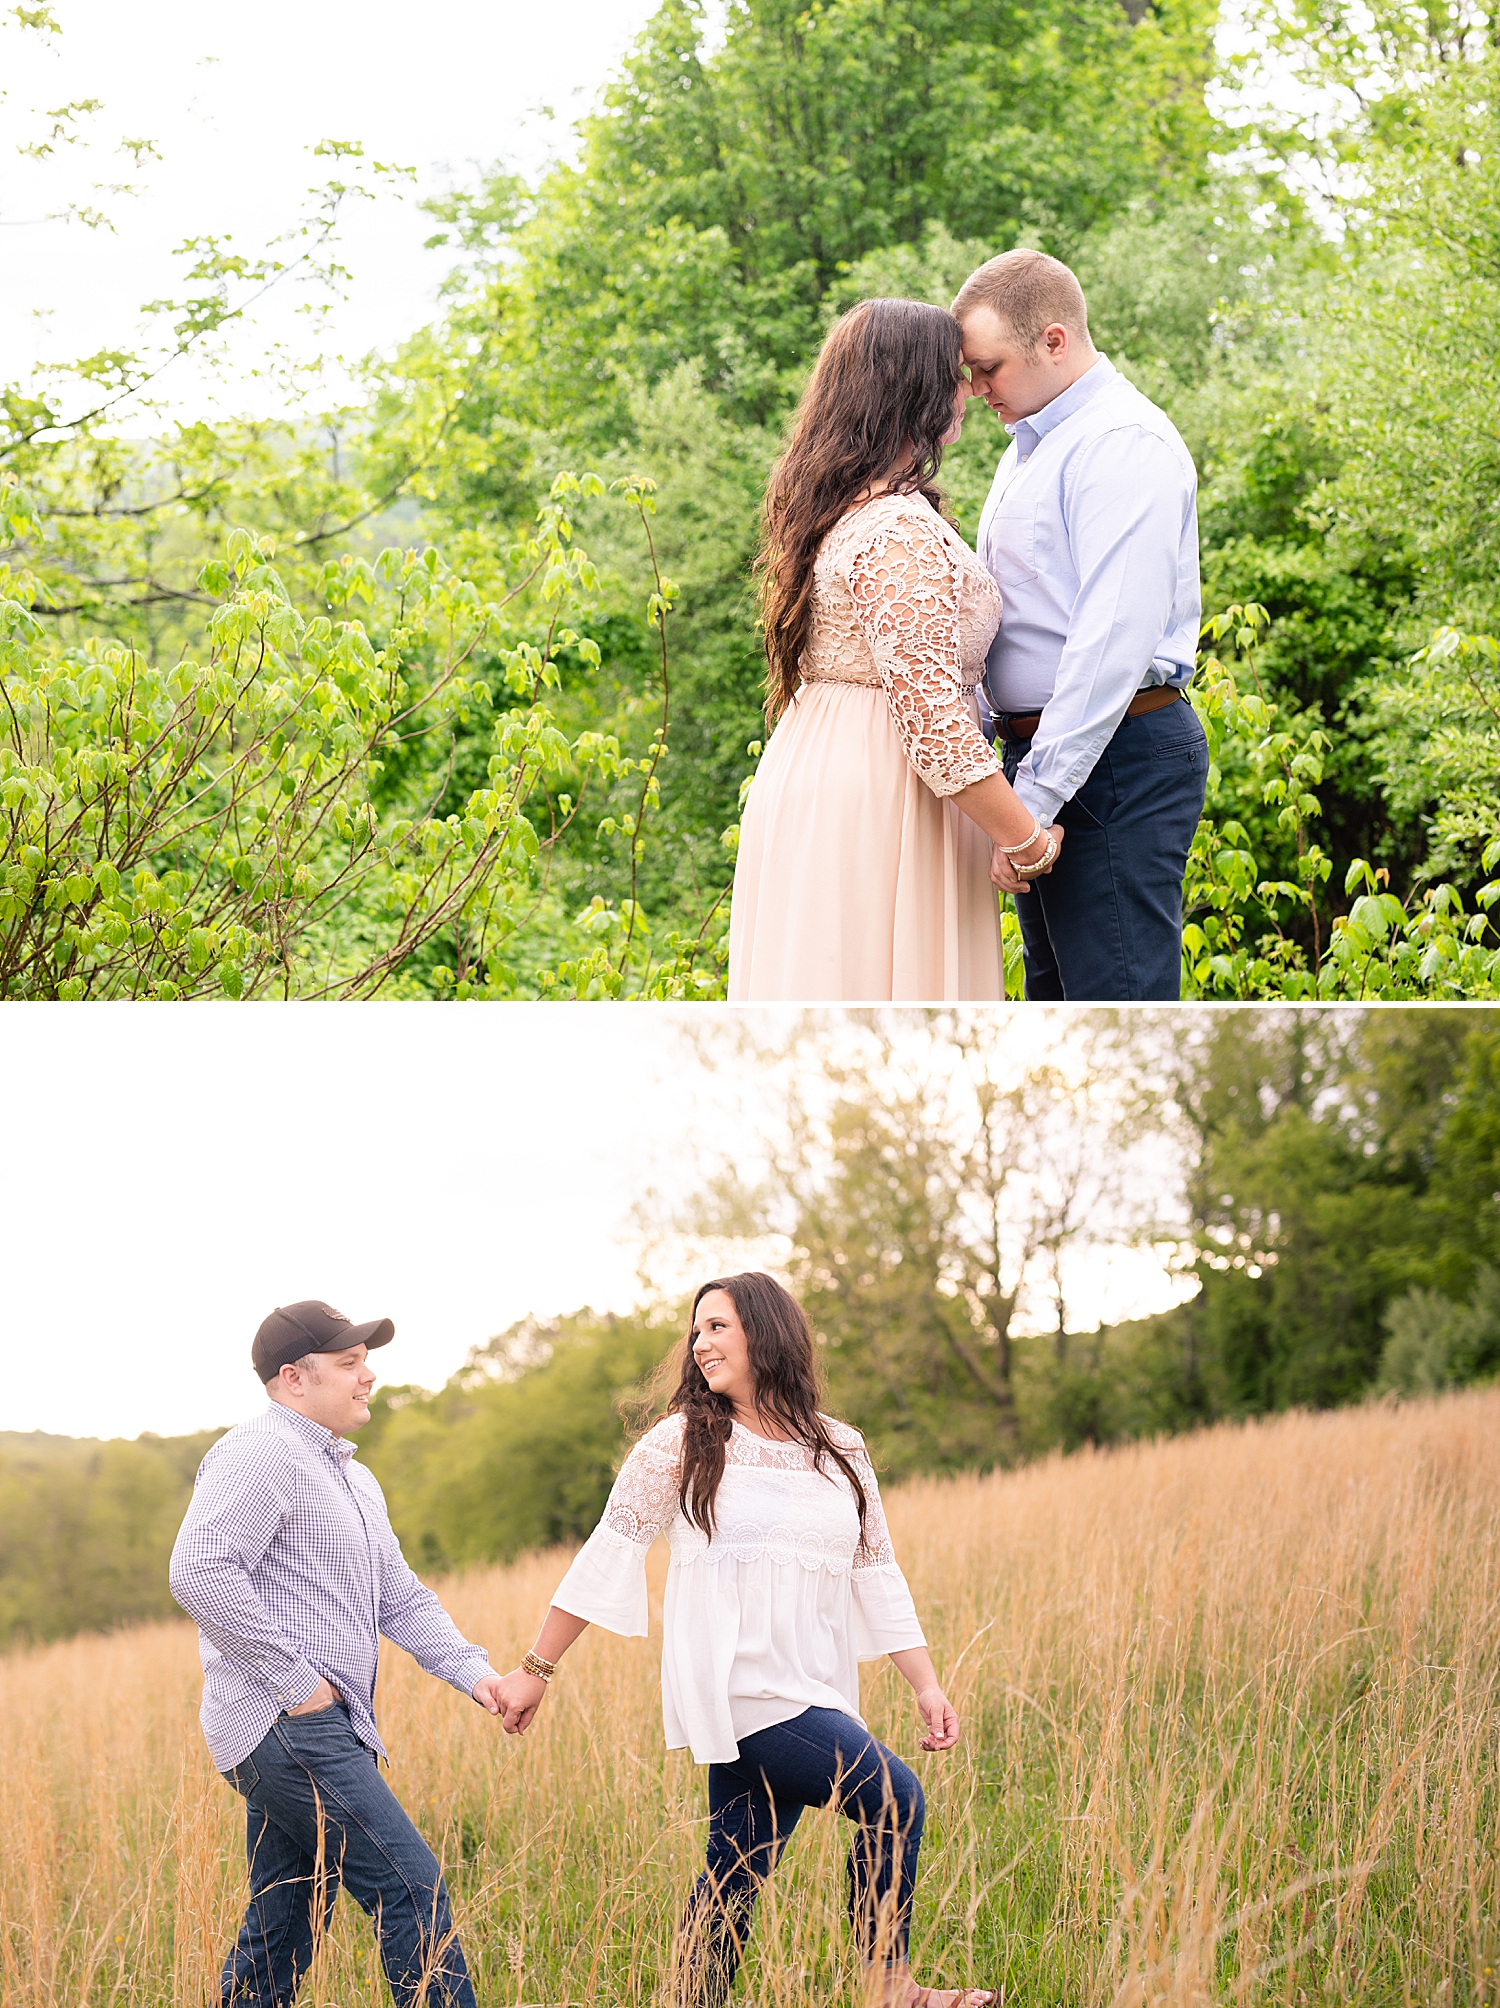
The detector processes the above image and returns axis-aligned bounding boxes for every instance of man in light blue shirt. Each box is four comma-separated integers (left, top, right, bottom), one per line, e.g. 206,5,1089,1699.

954,248,1208,999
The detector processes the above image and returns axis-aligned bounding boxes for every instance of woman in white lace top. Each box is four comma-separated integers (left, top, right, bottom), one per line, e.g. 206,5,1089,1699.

729,297,1063,1001
492,1274,994,2008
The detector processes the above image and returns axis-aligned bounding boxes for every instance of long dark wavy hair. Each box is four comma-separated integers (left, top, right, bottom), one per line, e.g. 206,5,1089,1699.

755,297,964,722
660,1273,869,1544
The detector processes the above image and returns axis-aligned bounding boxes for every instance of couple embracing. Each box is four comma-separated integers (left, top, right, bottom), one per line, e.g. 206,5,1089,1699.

728,248,1207,1003
171,1289,988,2008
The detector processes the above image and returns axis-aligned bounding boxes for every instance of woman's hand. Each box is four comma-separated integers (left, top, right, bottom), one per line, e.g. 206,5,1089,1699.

915,1683,960,1751
990,823,1064,894
491,1668,549,1735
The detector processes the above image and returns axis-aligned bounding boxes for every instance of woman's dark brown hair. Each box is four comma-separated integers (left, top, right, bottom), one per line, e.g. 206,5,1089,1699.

755,296,964,722
663,1272,868,1543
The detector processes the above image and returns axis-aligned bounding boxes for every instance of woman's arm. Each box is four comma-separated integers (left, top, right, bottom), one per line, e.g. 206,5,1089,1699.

844,517,1062,886
949,769,1065,894
887,1644,960,1751
491,1606,591,1735
488,1418,685,1737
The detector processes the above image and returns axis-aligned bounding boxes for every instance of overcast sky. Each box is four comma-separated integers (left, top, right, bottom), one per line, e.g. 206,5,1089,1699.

1,0,1307,417
0,1007,1193,1443
1,1006,699,1441
1,0,663,406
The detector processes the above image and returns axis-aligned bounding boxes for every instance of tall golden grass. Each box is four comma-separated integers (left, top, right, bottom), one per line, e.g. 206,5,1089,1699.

3,1390,1498,2008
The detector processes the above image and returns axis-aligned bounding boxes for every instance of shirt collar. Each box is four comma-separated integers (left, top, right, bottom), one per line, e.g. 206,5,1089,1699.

271,1401,357,1465
1009,354,1116,449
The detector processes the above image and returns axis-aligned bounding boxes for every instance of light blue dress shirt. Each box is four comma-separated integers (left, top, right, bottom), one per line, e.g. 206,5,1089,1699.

976,355,1201,823
170,1403,492,1770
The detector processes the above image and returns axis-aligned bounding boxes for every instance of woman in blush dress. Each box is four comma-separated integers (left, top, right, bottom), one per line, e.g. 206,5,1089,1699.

728,297,1063,1001
489,1273,996,2008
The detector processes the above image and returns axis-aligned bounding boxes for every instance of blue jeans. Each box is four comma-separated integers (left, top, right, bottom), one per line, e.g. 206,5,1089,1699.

999,694,1209,1000
679,1707,925,2008
218,1702,475,2008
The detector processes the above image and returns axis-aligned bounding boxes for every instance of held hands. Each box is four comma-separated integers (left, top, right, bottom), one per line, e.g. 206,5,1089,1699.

471,1672,507,1717
480,1668,550,1735
991,822,1065,894
915,1683,960,1751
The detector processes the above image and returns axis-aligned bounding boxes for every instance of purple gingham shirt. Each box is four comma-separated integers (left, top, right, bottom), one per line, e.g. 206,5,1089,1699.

169,1403,491,1771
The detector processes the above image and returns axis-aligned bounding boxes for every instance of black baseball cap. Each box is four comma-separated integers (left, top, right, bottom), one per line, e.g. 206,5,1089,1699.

253,1300,395,1383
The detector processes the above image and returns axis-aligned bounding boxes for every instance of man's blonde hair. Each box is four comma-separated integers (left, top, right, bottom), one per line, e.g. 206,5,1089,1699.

952,248,1090,348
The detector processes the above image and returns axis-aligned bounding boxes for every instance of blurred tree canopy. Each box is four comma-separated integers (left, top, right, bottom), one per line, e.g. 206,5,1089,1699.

5,1006,1497,1651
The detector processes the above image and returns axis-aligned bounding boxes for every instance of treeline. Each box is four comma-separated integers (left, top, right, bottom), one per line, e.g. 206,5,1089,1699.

0,1428,222,1645
7,1,1500,995
4,1008,1497,1649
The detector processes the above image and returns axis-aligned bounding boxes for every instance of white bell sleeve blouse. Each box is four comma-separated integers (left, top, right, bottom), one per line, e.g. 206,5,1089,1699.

550,1413,926,1764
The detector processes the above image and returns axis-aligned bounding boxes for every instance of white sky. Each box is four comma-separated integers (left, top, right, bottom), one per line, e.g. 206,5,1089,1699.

0,0,660,409
0,0,1321,422
0,1007,1194,1443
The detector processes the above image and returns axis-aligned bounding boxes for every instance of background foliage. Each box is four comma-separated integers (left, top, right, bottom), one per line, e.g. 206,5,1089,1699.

7,0,1500,992
5,1004,1497,1650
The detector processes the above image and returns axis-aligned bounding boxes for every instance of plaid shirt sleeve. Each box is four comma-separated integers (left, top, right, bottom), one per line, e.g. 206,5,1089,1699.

168,1439,325,1712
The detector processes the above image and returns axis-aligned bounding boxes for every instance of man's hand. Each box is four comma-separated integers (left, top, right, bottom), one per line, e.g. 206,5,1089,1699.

484,1668,550,1735
991,823,1064,894
915,1684,960,1751
287,1676,341,1716
471,1672,507,1716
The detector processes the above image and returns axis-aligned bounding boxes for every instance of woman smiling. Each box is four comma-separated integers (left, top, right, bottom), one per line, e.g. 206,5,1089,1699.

491,1273,993,2008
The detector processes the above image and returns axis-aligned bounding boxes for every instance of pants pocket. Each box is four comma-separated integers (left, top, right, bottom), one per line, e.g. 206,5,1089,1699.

221,1758,260,1797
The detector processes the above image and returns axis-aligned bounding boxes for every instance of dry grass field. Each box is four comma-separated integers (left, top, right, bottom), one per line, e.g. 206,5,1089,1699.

3,1390,1498,2008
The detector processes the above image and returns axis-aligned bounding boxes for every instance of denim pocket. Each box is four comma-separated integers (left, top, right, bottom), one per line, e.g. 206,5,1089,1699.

222,1757,260,1797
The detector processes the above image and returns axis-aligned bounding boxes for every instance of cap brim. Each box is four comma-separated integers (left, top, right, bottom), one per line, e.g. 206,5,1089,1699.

344,1316,395,1350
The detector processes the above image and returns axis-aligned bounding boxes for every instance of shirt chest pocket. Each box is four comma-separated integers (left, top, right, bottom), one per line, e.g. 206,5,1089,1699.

985,494,1038,588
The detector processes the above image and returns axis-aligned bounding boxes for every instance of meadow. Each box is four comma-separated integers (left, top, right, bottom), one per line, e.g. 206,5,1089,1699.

2,1390,1497,2008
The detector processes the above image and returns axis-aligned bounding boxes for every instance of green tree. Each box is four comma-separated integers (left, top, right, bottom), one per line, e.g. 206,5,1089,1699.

0,1427,223,1648
357,1311,676,1572
1176,1008,1500,1411
672,1011,1165,1475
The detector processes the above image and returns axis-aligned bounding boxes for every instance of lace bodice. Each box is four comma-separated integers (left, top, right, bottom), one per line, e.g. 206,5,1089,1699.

600,1414,899,1571
798,490,1002,798
550,1410,926,1764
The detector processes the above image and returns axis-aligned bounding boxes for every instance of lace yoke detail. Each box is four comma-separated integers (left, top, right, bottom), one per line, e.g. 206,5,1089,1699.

798,492,1002,799
597,1414,899,1571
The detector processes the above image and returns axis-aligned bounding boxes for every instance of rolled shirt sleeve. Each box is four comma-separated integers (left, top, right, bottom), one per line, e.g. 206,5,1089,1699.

1012,428,1196,824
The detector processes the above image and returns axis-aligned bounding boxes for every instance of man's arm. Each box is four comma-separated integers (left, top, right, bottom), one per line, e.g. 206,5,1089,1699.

168,1449,325,1713
1012,427,1192,823
368,1486,493,1701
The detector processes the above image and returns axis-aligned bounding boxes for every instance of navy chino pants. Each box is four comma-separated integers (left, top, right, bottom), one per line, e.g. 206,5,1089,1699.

219,1701,475,2008
679,1706,925,2008
999,694,1209,1000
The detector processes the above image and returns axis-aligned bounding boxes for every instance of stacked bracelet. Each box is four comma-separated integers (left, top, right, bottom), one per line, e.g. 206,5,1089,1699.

999,819,1045,857
1014,834,1058,877
521,1650,556,1682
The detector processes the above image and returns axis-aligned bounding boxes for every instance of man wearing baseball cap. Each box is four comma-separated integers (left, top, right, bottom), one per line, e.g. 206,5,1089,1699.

170,1301,505,2008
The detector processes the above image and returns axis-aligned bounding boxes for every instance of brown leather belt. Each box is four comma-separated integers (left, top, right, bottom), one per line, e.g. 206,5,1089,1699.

997,683,1184,744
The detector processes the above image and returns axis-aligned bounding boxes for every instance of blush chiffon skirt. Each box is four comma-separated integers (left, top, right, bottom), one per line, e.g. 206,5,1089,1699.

728,681,1005,1001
